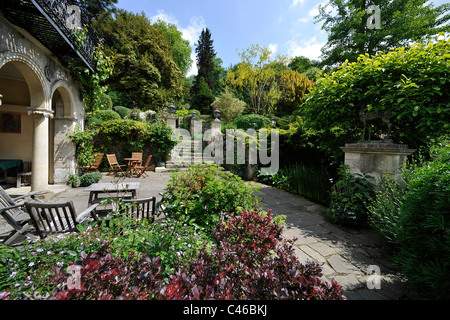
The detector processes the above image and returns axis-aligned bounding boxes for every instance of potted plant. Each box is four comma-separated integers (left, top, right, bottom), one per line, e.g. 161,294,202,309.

67,174,81,188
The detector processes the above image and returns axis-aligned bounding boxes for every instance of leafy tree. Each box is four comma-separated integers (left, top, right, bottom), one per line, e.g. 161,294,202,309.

192,28,217,96
191,77,215,115
154,19,193,77
276,70,315,116
316,0,450,68
301,36,450,158
289,56,322,81
211,88,246,123
212,57,227,95
78,0,118,22
94,10,184,111
225,44,289,115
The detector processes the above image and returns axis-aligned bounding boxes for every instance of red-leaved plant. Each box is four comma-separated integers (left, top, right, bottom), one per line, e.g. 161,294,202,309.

49,209,344,300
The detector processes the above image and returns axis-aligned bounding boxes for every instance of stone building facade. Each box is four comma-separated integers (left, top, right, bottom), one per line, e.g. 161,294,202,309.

0,1,95,191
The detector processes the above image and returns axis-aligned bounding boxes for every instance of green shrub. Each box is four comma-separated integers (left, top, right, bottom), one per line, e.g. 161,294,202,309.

327,165,374,227
98,93,113,110
128,108,142,121
86,117,104,127
301,36,450,157
211,88,246,123
95,109,121,122
367,173,409,244
96,119,148,154
113,106,131,119
161,164,260,230
234,114,272,131
80,172,103,187
67,126,98,169
394,149,450,299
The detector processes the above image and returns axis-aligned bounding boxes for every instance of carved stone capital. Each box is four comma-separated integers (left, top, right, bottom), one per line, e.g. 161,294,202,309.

27,107,54,119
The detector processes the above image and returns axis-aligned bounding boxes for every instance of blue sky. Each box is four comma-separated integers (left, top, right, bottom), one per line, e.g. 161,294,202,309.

116,0,448,76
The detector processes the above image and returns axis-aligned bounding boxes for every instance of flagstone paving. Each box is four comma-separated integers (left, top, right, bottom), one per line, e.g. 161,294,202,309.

2,170,408,300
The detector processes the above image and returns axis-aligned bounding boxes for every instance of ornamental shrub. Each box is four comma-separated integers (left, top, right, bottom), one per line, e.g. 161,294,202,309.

80,172,103,187
29,209,344,300
160,164,260,229
327,165,374,227
95,109,121,122
234,114,272,131
113,106,131,119
152,209,345,300
394,147,450,299
301,36,450,158
211,88,246,123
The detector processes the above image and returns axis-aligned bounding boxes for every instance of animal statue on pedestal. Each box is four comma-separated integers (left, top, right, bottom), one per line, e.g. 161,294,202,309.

359,108,393,141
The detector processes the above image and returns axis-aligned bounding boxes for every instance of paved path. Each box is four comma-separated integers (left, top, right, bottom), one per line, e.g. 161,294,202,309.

2,170,408,300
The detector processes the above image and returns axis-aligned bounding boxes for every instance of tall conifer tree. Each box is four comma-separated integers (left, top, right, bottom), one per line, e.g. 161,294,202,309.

192,28,216,98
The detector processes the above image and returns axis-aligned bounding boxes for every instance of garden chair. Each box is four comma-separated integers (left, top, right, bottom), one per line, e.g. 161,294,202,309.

90,197,157,224
24,200,99,239
135,155,152,178
83,153,104,173
120,197,157,223
131,152,143,167
0,186,47,244
17,161,32,188
106,154,125,176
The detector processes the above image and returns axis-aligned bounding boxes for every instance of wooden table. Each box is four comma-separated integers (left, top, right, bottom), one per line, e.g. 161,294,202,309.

124,158,140,177
83,182,140,207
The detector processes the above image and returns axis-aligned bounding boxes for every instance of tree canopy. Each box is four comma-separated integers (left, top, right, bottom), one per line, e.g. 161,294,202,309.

225,44,290,115
154,19,193,77
94,10,184,111
301,36,450,153
316,0,450,68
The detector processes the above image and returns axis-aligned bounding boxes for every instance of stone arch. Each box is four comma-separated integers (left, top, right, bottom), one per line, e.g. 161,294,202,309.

0,53,51,190
0,52,50,110
51,80,76,117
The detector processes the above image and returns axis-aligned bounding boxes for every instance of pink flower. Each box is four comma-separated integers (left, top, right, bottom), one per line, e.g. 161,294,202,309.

0,292,10,300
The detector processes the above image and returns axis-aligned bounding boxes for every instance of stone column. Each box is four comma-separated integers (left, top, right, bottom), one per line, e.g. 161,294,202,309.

340,142,416,183
28,108,53,191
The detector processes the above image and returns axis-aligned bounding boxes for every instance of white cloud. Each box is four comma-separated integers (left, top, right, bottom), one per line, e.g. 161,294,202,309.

290,0,305,8
181,16,206,76
287,37,325,60
151,9,178,25
181,16,206,46
268,43,278,56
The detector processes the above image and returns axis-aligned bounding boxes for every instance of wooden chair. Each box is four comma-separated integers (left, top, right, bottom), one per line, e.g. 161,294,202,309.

0,186,46,244
131,152,143,166
24,200,99,239
83,153,104,173
106,154,125,176
17,161,32,188
135,155,152,178
119,197,157,223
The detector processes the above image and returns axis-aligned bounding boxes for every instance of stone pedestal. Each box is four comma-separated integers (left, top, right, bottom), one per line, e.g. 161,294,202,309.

340,142,416,183
165,115,177,168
